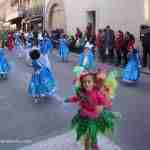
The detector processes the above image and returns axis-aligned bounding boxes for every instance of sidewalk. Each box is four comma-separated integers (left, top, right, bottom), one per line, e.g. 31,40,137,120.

53,50,150,75
19,131,121,150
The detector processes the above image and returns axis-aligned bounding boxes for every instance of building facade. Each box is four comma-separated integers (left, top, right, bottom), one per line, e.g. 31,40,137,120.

0,0,44,31
45,0,150,37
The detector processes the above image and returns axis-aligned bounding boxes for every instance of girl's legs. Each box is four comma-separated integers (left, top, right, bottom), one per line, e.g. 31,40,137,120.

0,74,7,80
84,136,90,150
92,144,99,150
92,138,99,150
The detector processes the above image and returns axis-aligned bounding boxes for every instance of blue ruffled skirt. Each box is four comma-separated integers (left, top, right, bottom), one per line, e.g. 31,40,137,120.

28,67,56,97
0,55,10,75
122,58,140,82
59,45,69,61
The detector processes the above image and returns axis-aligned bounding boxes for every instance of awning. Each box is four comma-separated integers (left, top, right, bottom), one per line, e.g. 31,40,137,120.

22,15,43,23
10,17,22,24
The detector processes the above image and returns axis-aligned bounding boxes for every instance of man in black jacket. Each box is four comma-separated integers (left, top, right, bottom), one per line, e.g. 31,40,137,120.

142,30,150,68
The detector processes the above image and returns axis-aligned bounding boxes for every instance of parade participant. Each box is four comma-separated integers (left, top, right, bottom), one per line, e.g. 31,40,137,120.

78,46,95,70
59,34,70,62
7,32,14,51
14,31,24,57
0,40,10,79
65,71,120,150
38,31,43,48
39,34,53,69
25,32,33,65
122,44,141,83
28,49,56,103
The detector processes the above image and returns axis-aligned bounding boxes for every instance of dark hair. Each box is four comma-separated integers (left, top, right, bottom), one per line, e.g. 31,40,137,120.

29,49,40,60
106,25,110,29
98,29,102,33
80,73,96,91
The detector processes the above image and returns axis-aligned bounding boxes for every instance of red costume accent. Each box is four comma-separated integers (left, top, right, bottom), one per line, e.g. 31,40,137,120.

7,32,14,51
68,87,112,119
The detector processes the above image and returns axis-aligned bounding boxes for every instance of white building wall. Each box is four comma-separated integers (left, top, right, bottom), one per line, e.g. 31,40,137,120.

64,0,96,34
46,0,150,38
96,0,145,37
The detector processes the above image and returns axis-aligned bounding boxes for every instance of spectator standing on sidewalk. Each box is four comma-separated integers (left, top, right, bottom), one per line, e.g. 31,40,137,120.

96,29,102,60
104,25,115,63
142,30,150,69
123,32,131,66
86,23,93,41
75,27,82,40
115,30,124,66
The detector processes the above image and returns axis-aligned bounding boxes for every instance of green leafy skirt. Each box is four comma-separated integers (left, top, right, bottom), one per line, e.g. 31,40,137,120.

71,109,120,145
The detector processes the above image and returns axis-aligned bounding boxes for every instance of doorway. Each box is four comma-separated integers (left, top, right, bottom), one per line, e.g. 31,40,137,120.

87,11,96,35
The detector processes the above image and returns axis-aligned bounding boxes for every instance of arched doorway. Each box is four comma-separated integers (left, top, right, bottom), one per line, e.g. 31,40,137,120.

46,0,66,32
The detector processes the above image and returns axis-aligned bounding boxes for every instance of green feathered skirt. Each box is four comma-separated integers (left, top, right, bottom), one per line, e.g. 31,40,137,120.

71,109,120,146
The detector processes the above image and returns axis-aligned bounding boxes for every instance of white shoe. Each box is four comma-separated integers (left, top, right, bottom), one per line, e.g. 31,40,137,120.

34,98,39,103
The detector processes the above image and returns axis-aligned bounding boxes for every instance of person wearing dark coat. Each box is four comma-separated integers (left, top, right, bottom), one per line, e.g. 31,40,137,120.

104,25,115,63
142,31,150,68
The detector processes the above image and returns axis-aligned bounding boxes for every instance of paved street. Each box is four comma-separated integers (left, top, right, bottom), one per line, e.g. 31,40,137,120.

0,49,150,150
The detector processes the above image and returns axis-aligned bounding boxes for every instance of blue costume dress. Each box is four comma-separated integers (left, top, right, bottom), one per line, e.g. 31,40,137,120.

26,32,33,48
122,48,140,82
79,50,95,70
0,48,10,77
40,37,53,54
14,32,23,56
28,60,56,97
59,38,69,61
25,34,33,64
39,37,53,69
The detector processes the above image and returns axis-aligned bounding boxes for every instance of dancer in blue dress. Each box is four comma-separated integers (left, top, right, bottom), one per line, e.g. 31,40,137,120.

78,46,95,70
0,41,10,79
14,31,24,57
122,45,141,83
59,34,70,62
25,32,33,65
39,35,53,69
28,49,56,103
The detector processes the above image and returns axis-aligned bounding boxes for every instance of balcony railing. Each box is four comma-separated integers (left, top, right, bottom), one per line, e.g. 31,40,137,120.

10,0,44,17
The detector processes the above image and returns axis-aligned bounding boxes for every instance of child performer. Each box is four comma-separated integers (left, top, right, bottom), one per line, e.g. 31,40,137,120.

78,46,95,70
28,49,56,103
39,35,53,69
122,44,141,83
0,40,10,79
65,71,119,150
59,34,70,62
14,32,24,57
